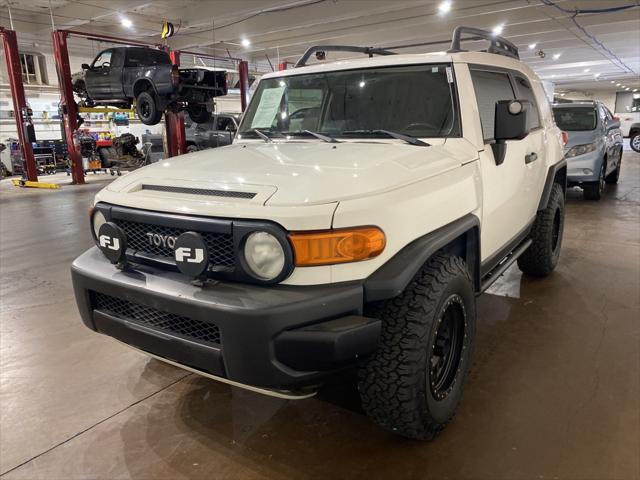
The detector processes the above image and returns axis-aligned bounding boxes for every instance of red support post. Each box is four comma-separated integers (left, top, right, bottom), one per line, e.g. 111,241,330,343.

51,30,84,184
0,27,38,182
278,62,288,71
164,50,187,157
239,60,250,112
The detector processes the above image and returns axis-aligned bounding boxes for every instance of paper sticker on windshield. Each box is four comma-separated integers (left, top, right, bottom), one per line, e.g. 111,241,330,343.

446,67,453,83
251,86,285,129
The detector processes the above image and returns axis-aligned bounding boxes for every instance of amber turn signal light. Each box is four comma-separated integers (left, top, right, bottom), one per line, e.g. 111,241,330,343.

289,227,386,266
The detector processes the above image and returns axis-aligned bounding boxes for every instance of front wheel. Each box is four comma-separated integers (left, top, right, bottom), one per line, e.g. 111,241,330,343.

358,253,476,440
136,91,163,125
583,162,605,200
518,182,565,276
630,133,640,153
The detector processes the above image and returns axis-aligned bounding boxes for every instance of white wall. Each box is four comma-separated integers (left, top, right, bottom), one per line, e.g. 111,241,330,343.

559,89,617,111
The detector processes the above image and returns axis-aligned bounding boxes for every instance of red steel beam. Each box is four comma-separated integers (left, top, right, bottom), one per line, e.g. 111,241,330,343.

239,60,250,112
52,30,84,184
164,50,187,157
63,29,160,48
278,62,288,71
0,27,38,182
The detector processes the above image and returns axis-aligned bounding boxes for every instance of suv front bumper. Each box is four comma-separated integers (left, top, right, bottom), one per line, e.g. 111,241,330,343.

71,248,380,392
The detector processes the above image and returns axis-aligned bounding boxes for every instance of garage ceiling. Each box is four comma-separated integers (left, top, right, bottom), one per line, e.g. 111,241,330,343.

2,0,639,92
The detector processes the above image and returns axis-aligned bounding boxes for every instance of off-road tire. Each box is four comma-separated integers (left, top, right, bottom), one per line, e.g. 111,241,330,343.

187,103,212,124
136,91,163,126
583,162,605,200
518,182,564,276
358,253,476,440
630,132,640,153
605,149,622,184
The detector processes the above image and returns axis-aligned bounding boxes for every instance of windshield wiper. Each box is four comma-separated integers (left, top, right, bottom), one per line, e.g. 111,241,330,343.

253,129,273,143
341,129,430,147
301,130,340,143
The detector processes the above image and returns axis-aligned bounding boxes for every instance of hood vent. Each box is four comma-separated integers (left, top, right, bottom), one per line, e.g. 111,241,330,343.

141,184,257,199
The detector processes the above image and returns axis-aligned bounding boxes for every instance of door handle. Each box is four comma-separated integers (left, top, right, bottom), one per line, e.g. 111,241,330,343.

525,152,538,164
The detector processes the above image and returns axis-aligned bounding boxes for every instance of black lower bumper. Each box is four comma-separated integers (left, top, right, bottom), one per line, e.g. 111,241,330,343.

71,248,380,389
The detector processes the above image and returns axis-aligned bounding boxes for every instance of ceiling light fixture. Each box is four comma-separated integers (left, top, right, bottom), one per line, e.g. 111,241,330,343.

492,24,504,35
594,73,600,78
625,87,630,91
438,1,452,14
241,38,251,47
616,83,621,86
583,68,590,73
552,53,561,60
528,43,537,50
610,80,615,83
634,89,638,92
121,18,133,28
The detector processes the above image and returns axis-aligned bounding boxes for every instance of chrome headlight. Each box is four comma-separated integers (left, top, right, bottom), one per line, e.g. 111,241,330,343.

243,231,285,280
565,142,597,158
92,209,107,240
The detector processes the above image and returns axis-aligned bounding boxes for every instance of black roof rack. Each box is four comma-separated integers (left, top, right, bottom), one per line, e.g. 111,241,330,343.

448,26,519,59
294,26,519,68
294,45,395,67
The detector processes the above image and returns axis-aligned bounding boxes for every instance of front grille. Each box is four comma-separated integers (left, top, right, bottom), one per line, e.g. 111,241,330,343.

114,219,235,269
93,292,221,346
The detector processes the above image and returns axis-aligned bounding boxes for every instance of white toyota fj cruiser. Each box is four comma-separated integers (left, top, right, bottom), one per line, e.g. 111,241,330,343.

72,27,567,440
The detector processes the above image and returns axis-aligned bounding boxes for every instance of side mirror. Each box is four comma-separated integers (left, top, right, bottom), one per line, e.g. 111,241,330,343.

81,63,90,70
492,99,531,165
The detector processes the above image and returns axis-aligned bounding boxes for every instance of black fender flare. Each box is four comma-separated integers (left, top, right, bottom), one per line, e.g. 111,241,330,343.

538,159,567,211
363,213,480,302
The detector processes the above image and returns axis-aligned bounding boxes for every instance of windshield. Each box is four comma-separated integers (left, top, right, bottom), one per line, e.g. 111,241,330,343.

553,107,597,131
238,64,460,139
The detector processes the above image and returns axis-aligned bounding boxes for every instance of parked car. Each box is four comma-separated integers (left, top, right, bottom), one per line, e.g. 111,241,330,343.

553,101,623,200
72,47,227,126
614,94,640,152
72,27,567,440
185,113,240,152
141,113,241,155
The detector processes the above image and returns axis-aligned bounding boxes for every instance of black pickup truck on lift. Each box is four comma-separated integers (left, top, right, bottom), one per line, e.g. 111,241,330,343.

72,47,227,125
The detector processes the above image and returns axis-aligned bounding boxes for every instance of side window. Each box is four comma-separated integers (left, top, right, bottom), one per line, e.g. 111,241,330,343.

470,70,515,141
217,117,236,132
514,76,541,130
92,50,112,68
110,50,124,68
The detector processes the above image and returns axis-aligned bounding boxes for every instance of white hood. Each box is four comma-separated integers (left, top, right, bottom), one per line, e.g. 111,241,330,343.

106,139,477,207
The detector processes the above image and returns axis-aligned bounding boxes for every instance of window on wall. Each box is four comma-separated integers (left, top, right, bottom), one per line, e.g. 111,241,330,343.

20,53,47,85
470,69,515,141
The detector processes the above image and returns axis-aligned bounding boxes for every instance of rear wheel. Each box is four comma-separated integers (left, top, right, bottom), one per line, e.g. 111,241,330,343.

186,144,199,153
358,253,476,440
518,182,564,276
583,162,605,200
136,91,163,125
187,103,212,124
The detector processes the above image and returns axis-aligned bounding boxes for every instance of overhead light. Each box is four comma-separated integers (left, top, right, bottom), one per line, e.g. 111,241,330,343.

438,1,452,14
552,53,561,60
492,24,504,35
583,68,590,73
616,83,621,86
121,18,133,28
594,73,600,78
560,93,565,97
528,43,537,50
626,87,630,91
611,80,615,83
241,38,251,47
551,74,556,78
622,85,627,88
359,81,366,88
634,89,638,92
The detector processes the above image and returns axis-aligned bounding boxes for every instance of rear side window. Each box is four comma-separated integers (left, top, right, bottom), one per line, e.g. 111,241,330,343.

125,49,171,67
470,70,515,141
552,107,597,131
514,76,541,130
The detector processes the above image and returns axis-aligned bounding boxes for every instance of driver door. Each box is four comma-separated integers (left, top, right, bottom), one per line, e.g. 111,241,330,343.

85,49,113,100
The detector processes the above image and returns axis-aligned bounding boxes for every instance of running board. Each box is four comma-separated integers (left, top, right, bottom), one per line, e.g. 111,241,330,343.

113,339,318,400
480,239,532,293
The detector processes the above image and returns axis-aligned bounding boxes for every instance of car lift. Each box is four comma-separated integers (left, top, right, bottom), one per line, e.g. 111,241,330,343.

50,29,250,185
0,27,39,184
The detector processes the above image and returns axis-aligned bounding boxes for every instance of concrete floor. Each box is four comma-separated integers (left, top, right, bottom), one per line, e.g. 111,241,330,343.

1,152,639,480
